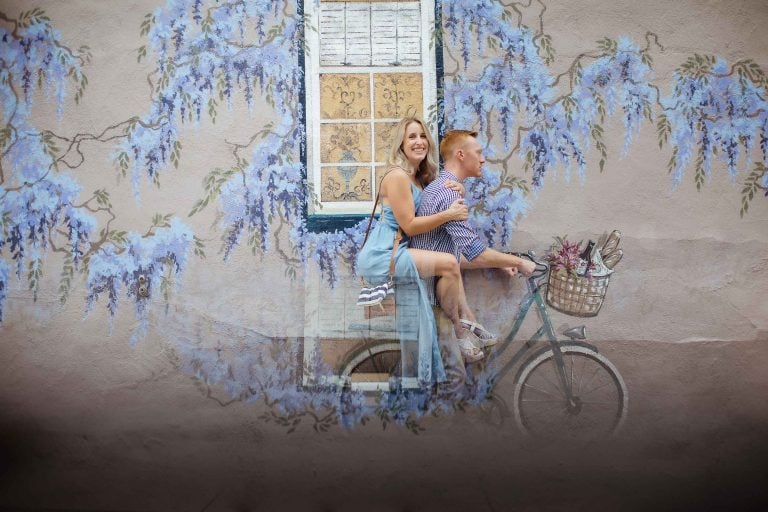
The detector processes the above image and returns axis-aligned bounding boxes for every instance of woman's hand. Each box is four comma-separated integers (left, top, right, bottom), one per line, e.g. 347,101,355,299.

444,179,465,197
445,198,469,222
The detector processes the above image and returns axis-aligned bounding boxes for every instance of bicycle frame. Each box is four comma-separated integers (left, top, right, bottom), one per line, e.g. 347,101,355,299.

487,273,597,403
335,255,628,437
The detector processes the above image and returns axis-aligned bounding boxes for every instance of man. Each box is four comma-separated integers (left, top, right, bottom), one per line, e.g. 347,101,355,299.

410,129,535,366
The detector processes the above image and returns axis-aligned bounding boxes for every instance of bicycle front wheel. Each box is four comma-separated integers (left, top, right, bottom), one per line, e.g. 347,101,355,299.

513,343,628,439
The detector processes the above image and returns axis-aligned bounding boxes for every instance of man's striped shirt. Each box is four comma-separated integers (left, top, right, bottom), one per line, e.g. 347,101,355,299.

410,169,487,303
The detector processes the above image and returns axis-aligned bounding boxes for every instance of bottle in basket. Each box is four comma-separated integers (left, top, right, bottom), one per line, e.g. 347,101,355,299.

575,240,595,276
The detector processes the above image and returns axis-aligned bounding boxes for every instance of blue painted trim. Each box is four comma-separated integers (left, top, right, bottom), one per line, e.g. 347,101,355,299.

306,214,369,232
297,0,311,229
435,0,446,140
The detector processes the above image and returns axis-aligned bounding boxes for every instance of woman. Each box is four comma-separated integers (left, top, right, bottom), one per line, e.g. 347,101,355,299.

356,117,482,386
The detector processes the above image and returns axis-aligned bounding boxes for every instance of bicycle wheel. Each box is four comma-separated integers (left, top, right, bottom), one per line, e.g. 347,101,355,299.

513,343,628,439
340,342,401,389
338,343,402,424
479,393,509,427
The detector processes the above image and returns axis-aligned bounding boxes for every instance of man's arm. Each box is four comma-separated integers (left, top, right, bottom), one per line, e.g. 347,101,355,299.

461,248,536,276
426,187,532,276
433,189,487,259
443,217,486,260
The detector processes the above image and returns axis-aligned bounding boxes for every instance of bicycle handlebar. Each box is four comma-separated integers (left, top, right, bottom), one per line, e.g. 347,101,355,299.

509,251,549,279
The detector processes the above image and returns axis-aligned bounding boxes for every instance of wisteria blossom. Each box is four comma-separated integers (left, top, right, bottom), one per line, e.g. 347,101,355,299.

0,10,198,325
0,11,94,318
660,55,768,190
444,1,655,187
2,0,766,431
85,217,195,336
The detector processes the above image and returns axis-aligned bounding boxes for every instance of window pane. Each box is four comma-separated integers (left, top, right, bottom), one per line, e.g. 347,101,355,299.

371,2,421,66
320,73,371,119
321,166,373,202
319,1,422,67
374,121,398,162
374,72,423,118
320,123,372,163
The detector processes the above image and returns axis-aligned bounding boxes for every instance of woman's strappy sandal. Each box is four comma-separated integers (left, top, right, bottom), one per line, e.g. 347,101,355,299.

459,319,498,348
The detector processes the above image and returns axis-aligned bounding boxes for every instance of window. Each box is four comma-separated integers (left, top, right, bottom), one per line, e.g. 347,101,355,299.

303,0,439,230
300,0,443,390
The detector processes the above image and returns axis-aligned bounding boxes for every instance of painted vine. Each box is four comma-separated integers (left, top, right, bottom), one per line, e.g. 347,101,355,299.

1,0,766,431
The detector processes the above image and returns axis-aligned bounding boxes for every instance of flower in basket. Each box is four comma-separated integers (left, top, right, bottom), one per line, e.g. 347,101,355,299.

546,236,595,278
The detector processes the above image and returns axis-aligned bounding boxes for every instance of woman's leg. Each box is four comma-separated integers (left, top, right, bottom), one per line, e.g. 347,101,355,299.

436,272,476,324
408,248,473,337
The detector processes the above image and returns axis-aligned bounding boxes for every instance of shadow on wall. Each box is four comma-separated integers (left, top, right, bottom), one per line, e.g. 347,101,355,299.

0,343,767,512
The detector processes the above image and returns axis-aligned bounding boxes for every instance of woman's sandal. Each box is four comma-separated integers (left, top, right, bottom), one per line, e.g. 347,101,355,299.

457,334,484,364
459,319,498,347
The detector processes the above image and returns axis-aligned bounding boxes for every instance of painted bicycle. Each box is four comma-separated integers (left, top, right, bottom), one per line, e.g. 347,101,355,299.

338,252,628,438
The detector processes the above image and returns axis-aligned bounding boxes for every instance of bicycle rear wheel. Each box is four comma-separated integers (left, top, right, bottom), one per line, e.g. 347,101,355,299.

340,342,401,390
513,343,628,439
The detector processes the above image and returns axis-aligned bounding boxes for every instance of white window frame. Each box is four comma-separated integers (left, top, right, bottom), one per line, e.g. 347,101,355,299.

304,0,438,217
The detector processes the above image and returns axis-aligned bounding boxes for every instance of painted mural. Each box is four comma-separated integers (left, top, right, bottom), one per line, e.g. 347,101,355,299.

1,0,766,433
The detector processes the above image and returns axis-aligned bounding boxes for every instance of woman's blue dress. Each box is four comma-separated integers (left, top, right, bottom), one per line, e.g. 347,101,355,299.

356,183,446,386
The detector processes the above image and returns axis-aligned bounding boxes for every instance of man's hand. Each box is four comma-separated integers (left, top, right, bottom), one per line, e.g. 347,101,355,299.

461,248,538,276
517,259,536,277
500,267,518,278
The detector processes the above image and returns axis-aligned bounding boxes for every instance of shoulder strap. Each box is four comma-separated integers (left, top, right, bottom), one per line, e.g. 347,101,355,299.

361,191,380,248
388,228,402,281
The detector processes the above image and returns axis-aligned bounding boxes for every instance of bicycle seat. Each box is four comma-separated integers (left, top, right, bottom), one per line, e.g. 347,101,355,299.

562,325,586,340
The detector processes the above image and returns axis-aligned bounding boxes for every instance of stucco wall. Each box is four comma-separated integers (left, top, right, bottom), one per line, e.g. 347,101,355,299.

1,1,767,508
1,0,765,342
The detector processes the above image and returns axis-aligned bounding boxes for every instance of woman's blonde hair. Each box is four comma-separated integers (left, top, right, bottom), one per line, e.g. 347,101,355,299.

387,116,438,188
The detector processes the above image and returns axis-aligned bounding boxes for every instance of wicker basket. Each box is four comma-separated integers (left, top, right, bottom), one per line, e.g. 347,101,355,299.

546,271,611,317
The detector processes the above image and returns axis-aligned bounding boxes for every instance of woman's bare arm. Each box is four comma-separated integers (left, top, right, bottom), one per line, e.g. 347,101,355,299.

383,169,467,237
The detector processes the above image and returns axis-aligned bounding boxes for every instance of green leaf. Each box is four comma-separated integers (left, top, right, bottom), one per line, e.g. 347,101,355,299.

597,37,617,55
137,45,147,63
656,114,671,149
731,161,763,216
667,148,678,174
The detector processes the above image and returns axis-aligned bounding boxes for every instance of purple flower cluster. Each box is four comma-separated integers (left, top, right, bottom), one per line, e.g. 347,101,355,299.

662,56,768,185
124,0,304,199
84,218,195,332
444,2,656,189
0,13,94,320
546,238,582,276
546,237,596,277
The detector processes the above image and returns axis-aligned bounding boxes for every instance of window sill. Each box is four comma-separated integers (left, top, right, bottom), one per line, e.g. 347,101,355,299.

306,214,368,233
